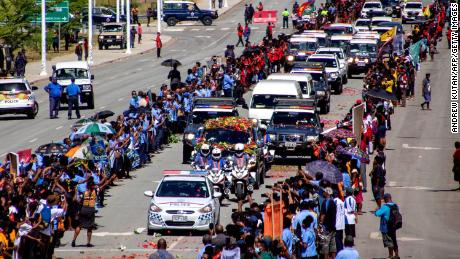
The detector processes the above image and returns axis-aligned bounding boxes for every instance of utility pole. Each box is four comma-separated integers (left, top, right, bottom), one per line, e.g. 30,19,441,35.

224,0,228,8
116,0,120,22
126,0,131,54
40,0,47,76
121,0,125,16
88,0,94,64
157,0,162,33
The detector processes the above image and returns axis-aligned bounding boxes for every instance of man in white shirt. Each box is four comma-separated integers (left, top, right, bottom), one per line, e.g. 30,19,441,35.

344,188,358,238
334,192,345,253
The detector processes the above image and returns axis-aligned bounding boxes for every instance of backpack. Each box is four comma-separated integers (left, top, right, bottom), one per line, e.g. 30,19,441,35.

386,204,402,230
40,205,52,229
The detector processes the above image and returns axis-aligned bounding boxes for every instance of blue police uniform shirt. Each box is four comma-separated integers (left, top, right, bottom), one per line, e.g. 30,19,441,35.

301,228,317,257
66,83,81,96
282,228,294,256
45,82,62,98
130,96,140,108
223,74,234,90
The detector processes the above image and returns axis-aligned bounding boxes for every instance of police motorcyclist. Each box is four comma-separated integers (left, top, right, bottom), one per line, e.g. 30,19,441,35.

259,124,271,144
194,144,211,169
208,148,225,170
233,143,250,168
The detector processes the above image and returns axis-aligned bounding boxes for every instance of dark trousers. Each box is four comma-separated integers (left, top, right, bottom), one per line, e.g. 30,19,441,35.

223,88,232,97
49,97,60,118
67,95,80,118
335,229,344,252
157,47,161,58
283,17,289,28
218,0,223,8
147,16,151,26
236,36,244,46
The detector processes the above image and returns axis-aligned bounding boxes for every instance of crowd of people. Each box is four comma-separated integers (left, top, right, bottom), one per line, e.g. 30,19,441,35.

0,0,452,258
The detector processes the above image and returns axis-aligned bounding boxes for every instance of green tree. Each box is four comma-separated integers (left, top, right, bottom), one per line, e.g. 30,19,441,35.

0,0,40,51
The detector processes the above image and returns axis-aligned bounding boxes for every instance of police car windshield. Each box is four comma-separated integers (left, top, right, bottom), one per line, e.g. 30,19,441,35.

349,43,377,53
356,20,371,26
102,25,123,32
308,73,324,82
156,180,209,198
205,129,251,144
371,20,388,26
405,3,422,8
364,3,381,8
251,94,297,109
192,111,234,124
56,68,89,80
272,112,318,127
289,42,317,51
0,83,27,92
330,40,349,49
307,58,337,67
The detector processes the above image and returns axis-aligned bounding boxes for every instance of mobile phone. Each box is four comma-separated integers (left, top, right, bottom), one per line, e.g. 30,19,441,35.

261,193,268,198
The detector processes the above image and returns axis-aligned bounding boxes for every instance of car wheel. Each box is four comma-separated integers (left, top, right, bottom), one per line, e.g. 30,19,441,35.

104,45,109,50
182,144,192,164
120,43,123,50
347,70,352,79
326,100,330,113
87,94,95,109
27,102,38,119
166,17,177,26
202,16,213,26
320,102,327,114
147,228,155,236
98,44,102,50
343,75,348,84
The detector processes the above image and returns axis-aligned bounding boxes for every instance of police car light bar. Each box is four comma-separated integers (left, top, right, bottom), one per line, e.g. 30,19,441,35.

194,104,234,109
163,170,208,176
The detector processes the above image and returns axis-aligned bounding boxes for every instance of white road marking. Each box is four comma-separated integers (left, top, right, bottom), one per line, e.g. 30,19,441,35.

402,144,441,150
152,180,161,183
168,236,184,249
206,31,231,48
370,232,423,241
56,126,63,130
205,28,215,31
92,232,133,237
136,68,143,71
55,248,197,252
99,106,106,110
221,27,230,30
195,35,212,38
388,181,397,187
118,97,125,101
391,185,434,191
29,138,38,143
191,28,200,31
251,26,259,30
163,28,185,32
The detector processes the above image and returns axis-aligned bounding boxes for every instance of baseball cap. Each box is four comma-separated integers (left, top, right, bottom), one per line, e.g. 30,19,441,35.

324,187,333,195
383,193,392,199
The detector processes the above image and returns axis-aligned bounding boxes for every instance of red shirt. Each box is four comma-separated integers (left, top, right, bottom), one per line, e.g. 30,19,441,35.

237,25,243,37
257,3,263,11
156,35,162,48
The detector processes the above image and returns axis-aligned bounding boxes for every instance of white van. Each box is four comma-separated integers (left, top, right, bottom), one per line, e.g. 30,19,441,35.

267,73,313,99
53,61,95,109
249,80,302,125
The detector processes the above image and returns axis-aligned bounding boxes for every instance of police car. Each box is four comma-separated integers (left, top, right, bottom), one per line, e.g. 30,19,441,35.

182,98,238,163
307,54,344,94
401,1,424,23
0,77,39,119
360,1,384,18
315,47,349,84
347,38,379,76
144,170,221,234
285,37,319,69
266,99,322,159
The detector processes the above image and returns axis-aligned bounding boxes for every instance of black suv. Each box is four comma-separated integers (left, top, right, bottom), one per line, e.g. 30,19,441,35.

163,1,218,26
98,23,127,50
266,99,322,160
82,7,127,25
291,62,332,114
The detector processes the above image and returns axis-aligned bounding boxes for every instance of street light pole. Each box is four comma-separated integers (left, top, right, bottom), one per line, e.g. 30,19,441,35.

157,0,162,33
40,0,47,76
116,0,120,22
88,0,93,64
126,0,131,54
121,0,125,16
208,0,212,10
224,0,228,8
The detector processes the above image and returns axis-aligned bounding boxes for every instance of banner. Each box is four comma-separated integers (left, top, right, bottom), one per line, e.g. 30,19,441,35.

352,104,365,144
298,0,316,16
253,10,278,23
17,149,32,164
90,140,108,162
380,27,397,42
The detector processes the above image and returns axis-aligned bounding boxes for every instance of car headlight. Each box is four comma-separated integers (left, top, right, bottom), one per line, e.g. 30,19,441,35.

330,72,338,78
150,203,162,212
248,158,256,167
347,57,354,63
199,204,213,213
186,133,195,141
316,90,325,96
298,51,306,56
269,134,276,140
355,57,360,62
287,55,294,61
99,36,104,39
82,84,92,91
116,35,121,39
364,58,369,63
307,136,319,142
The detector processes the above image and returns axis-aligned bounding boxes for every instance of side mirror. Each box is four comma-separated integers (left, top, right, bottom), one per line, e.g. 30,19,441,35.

31,86,38,91
91,75,95,80
144,190,154,197
213,192,222,199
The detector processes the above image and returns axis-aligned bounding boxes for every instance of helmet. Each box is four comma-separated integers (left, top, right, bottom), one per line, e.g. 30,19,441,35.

234,143,245,156
201,144,210,156
259,124,267,131
212,148,222,160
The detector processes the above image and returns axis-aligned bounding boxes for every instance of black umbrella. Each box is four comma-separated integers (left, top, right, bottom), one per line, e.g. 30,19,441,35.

161,59,182,67
365,88,398,101
93,110,115,120
35,143,69,156
304,160,343,184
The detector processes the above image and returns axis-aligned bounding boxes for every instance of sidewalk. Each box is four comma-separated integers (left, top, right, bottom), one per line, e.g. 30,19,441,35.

25,0,242,83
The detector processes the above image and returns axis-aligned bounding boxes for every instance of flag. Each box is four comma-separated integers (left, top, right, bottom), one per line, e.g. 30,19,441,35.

380,27,397,42
409,39,427,66
297,0,315,17
423,6,430,17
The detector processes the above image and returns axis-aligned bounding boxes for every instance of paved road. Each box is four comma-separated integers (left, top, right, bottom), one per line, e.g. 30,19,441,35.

1,0,457,258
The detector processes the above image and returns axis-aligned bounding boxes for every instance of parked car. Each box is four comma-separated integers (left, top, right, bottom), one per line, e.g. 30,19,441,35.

162,0,218,26
82,7,127,25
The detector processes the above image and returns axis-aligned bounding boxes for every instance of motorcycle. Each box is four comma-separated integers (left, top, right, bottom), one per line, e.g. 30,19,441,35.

207,168,228,203
228,157,256,201
191,161,210,170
